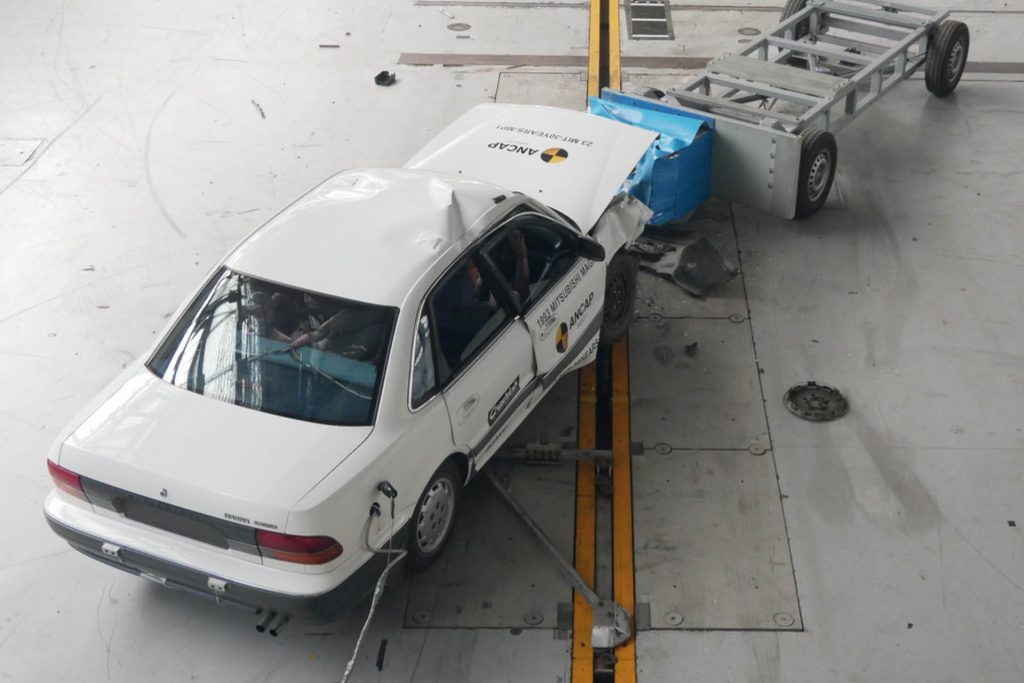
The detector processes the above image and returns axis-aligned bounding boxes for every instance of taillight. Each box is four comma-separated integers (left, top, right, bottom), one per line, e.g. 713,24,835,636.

255,530,342,565
47,460,89,502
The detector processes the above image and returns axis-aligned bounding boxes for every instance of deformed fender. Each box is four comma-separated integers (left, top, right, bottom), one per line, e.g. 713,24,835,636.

590,193,653,257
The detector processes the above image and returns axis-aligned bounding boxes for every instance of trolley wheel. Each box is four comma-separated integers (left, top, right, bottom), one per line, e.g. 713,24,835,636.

600,250,638,346
780,0,810,67
925,20,969,97
795,129,837,219
780,0,810,41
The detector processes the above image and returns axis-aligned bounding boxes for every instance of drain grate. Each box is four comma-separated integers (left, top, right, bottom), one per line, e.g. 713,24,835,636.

626,0,674,40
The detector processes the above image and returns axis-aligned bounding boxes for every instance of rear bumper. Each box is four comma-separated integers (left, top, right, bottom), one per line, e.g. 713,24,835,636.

45,510,406,621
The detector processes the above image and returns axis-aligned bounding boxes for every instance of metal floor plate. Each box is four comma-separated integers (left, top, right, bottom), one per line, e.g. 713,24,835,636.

629,316,770,452
632,448,800,631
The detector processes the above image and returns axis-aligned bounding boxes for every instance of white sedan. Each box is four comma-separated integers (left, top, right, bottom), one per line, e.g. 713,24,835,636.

43,104,656,624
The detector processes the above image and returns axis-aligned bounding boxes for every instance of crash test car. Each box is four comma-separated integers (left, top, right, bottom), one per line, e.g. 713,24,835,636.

43,104,658,623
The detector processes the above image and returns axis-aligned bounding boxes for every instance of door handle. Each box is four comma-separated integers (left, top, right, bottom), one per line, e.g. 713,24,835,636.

457,394,480,422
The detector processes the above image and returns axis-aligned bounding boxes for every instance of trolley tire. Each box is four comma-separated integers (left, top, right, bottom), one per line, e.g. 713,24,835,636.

780,0,810,41
925,20,969,97
795,129,838,219
406,460,461,571
600,251,638,346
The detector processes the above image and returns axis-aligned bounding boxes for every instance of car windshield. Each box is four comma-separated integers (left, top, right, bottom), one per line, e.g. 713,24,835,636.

147,269,395,426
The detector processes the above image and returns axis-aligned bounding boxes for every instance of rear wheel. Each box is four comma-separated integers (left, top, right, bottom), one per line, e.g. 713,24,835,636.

795,128,838,219
926,20,969,97
406,460,461,571
600,251,638,346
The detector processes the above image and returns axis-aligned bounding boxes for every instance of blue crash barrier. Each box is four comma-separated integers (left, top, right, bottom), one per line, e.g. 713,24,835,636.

589,91,714,225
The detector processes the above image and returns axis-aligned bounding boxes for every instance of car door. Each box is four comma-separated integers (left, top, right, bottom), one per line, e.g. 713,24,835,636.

427,248,536,468
480,212,607,386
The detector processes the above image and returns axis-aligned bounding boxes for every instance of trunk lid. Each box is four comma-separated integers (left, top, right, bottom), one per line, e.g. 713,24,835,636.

60,370,370,533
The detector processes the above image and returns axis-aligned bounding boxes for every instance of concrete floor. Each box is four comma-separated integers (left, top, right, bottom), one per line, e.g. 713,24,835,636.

2,0,1023,681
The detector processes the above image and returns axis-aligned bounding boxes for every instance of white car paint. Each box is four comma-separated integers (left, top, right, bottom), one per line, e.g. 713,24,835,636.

406,103,657,234
58,370,372,533
44,107,655,617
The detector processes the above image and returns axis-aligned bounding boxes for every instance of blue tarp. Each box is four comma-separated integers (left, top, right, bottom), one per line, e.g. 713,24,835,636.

589,92,714,225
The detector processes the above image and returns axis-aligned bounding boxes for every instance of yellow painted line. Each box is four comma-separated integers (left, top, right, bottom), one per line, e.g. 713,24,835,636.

612,338,637,682
587,0,602,98
572,364,598,682
608,0,622,90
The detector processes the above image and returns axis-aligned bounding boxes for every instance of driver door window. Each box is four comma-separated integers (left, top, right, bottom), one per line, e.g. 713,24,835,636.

430,254,512,382
480,217,580,312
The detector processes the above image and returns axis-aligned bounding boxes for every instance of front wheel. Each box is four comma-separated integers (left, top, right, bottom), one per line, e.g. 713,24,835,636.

795,128,838,219
926,20,969,97
600,251,638,346
406,460,461,571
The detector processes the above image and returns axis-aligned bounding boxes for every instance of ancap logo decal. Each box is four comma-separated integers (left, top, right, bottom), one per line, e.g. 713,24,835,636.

555,322,569,353
488,141,539,156
569,292,594,329
540,147,569,164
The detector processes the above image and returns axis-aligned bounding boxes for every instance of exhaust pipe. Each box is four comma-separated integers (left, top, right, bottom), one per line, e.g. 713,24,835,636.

268,613,290,637
255,609,276,633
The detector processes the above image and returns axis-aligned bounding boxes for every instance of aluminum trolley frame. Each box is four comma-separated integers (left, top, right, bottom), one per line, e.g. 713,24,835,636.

613,0,962,218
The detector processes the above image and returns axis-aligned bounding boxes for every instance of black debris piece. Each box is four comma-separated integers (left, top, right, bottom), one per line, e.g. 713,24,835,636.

684,342,699,357
634,234,739,297
374,70,397,86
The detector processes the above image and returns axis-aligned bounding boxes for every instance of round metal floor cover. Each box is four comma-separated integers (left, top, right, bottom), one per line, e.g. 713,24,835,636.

783,382,848,421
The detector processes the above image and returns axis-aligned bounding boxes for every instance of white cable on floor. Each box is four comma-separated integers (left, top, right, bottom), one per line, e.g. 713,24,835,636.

340,497,406,683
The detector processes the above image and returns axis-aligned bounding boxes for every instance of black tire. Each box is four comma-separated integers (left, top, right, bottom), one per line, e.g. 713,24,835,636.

600,251,638,346
780,0,810,41
925,20,969,97
406,460,461,571
795,128,838,219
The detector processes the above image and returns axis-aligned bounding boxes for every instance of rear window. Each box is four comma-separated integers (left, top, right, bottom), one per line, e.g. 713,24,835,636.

147,269,395,426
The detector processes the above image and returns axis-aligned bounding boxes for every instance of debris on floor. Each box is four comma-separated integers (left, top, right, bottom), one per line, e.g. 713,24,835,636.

374,70,397,86
250,99,266,119
634,233,739,297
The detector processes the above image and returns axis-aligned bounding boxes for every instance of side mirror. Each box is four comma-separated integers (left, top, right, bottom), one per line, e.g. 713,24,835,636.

575,235,606,262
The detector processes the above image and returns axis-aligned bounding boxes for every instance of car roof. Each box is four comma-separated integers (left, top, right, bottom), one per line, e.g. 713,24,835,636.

224,169,507,307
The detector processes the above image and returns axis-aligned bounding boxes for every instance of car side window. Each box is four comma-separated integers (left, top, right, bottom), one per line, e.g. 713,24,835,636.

411,312,437,408
480,217,580,312
430,254,512,381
